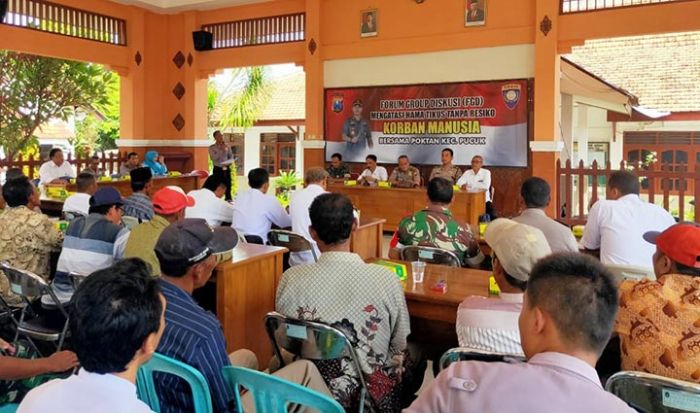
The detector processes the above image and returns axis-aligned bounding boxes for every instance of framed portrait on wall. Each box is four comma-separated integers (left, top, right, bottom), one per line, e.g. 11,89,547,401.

465,0,486,27
360,9,377,37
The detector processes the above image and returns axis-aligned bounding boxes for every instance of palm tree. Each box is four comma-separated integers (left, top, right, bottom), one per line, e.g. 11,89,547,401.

209,66,271,129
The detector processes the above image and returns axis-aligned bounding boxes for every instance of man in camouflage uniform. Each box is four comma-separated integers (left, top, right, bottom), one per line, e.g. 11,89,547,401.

394,177,483,267
0,177,63,305
389,155,421,188
429,148,462,185
326,152,351,179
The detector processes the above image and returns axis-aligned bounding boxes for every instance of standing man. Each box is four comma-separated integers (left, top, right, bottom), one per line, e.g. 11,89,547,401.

342,99,372,160
389,155,421,188
39,148,75,185
358,154,388,186
428,148,462,185
289,167,329,266
326,153,350,179
209,130,234,201
119,152,140,177
457,155,493,216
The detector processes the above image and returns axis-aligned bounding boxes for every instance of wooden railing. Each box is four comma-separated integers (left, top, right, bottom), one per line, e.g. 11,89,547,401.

561,0,688,13
0,152,128,180
1,0,127,46
201,12,305,50
557,159,700,226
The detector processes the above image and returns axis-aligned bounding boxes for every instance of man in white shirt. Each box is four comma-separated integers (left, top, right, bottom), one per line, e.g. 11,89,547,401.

38,148,75,185
186,174,234,226
288,167,328,266
456,155,493,217
358,154,388,186
62,172,97,217
513,177,578,253
581,170,676,269
19,259,165,413
232,168,291,244
456,219,551,356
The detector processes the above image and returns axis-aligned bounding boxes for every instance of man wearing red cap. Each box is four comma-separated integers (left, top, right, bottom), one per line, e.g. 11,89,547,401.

615,223,700,383
124,187,195,276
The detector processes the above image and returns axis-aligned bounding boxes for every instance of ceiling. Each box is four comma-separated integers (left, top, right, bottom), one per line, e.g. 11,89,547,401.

112,0,272,13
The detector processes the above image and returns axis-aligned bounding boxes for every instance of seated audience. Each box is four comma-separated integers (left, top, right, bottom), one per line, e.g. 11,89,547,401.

513,177,578,253
456,155,493,216
119,151,140,177
232,168,291,244
48,187,130,304
123,167,154,222
326,152,350,179
0,338,77,404
406,253,635,413
19,259,165,413
0,168,26,212
289,167,328,266
456,219,550,355
154,219,330,413
392,178,482,267
358,154,388,186
84,155,103,177
0,177,63,305
581,170,675,269
276,193,417,412
389,155,421,188
38,148,75,185
616,223,700,383
143,150,168,177
124,187,194,276
62,172,97,217
186,175,235,226
429,148,462,185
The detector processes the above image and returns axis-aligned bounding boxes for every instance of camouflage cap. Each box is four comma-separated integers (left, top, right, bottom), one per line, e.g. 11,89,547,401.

485,218,551,281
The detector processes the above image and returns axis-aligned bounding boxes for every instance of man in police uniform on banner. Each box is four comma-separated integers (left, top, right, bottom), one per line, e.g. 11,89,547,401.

342,99,372,160
208,130,234,201
389,155,421,188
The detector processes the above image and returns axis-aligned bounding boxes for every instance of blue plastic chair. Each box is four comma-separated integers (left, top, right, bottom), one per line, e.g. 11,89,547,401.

136,353,213,413
222,365,344,413
0,404,19,413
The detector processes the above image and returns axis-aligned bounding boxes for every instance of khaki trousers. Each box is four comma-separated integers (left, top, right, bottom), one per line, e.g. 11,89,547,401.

229,349,332,413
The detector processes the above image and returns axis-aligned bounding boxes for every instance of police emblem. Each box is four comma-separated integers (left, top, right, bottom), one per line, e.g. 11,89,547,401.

501,83,521,110
332,94,344,113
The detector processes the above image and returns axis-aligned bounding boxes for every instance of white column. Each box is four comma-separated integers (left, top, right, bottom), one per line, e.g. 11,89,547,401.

575,104,589,166
560,93,574,163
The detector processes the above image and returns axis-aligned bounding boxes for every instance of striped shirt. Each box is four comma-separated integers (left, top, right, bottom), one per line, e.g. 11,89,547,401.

156,279,235,413
455,293,524,356
123,192,154,222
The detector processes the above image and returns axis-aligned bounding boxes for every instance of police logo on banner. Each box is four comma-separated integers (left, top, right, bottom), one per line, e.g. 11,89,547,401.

332,94,344,113
501,83,521,110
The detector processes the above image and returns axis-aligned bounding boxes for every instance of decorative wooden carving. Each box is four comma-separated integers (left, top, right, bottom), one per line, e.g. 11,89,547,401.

172,51,185,69
187,53,194,67
135,51,142,66
172,82,185,100
308,38,317,55
540,15,552,37
172,114,185,131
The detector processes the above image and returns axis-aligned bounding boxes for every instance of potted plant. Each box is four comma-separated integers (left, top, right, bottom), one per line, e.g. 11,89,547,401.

275,170,302,208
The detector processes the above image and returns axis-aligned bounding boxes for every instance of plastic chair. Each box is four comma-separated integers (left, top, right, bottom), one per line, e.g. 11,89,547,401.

222,366,344,413
606,371,700,413
265,312,376,413
267,230,318,262
401,245,461,268
136,352,213,413
605,264,656,285
0,262,69,355
439,347,526,371
0,404,19,413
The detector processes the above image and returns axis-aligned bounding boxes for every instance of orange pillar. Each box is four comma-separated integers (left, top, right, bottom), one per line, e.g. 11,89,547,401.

303,0,326,171
532,0,562,218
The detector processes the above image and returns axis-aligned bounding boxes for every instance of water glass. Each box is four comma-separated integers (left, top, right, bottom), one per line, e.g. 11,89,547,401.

411,261,426,284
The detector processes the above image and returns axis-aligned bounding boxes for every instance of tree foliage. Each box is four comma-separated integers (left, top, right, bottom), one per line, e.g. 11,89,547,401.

0,51,112,159
209,66,271,130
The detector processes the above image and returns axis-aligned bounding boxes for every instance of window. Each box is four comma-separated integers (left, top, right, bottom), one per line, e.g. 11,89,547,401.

260,133,296,175
223,133,245,175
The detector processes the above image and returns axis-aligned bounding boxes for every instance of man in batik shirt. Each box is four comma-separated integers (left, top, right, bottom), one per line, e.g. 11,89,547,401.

276,193,422,412
616,223,700,383
389,155,421,188
394,177,483,267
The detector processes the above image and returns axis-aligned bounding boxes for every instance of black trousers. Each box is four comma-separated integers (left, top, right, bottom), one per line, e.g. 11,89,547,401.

212,166,232,201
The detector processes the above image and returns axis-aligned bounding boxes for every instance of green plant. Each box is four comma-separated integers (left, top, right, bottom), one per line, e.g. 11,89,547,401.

274,170,302,208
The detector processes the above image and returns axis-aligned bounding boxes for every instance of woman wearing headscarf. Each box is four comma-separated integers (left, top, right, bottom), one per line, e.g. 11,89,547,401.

143,150,168,176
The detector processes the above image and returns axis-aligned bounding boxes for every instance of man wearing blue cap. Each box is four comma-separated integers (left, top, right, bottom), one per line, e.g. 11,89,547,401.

46,186,131,305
